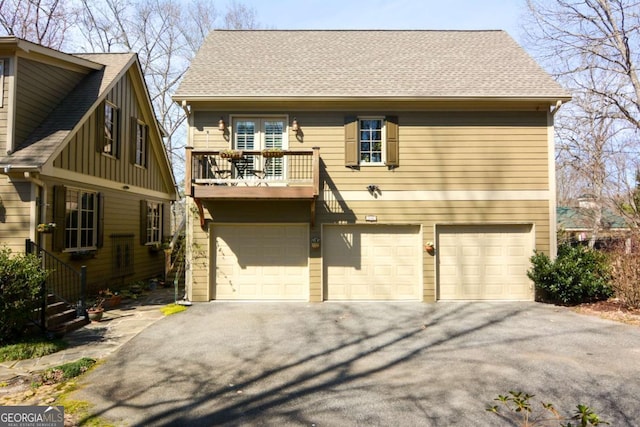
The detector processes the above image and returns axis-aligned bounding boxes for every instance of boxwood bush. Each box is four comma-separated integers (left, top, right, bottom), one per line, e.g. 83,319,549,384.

0,247,48,344
528,243,613,305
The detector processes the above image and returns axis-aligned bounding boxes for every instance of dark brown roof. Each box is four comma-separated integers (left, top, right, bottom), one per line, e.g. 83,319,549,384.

175,30,570,100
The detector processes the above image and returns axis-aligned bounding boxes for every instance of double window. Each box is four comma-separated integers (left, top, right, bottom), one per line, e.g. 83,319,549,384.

233,117,287,179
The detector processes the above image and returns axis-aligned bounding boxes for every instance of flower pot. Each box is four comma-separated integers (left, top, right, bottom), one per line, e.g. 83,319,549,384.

104,295,122,308
88,308,104,322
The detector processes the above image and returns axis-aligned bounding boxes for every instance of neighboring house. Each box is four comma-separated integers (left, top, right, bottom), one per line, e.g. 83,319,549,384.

0,37,178,298
557,196,630,250
174,30,570,302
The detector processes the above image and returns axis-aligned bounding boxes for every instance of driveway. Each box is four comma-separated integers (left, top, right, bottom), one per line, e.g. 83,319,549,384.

71,302,640,426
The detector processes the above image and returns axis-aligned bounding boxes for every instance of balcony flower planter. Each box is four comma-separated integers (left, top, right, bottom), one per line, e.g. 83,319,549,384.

37,223,56,233
220,150,243,159
261,148,284,158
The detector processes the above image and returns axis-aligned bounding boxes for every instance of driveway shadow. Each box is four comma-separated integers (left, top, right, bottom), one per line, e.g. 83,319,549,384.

72,302,640,426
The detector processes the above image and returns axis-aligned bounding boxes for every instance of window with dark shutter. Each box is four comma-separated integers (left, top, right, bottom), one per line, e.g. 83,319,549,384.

385,115,399,167
344,115,358,166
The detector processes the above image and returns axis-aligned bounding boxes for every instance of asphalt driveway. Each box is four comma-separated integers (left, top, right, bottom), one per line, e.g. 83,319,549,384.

72,301,640,426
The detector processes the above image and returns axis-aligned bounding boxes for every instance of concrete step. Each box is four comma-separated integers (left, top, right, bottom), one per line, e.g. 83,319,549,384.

46,308,77,328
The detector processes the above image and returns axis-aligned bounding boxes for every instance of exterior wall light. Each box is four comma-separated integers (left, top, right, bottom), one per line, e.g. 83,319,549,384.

291,118,299,133
218,117,226,132
311,237,321,249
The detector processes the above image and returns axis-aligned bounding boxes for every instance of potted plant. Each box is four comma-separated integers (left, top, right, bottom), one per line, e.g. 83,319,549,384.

424,241,435,255
87,298,105,322
99,288,121,308
220,149,243,159
37,222,56,233
261,148,284,158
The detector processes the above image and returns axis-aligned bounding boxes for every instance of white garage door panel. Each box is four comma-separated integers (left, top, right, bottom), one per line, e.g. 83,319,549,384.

324,225,421,300
214,224,308,300
438,225,533,301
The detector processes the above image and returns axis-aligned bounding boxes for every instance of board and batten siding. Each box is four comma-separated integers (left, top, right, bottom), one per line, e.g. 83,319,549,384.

187,108,552,302
0,177,32,253
45,180,167,294
54,71,166,193
0,57,8,154
14,58,86,147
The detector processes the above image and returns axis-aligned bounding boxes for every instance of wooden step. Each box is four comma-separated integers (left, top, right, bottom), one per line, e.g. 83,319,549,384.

46,308,77,328
46,301,69,316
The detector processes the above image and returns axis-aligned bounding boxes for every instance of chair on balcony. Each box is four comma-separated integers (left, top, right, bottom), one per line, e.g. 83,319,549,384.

204,155,232,185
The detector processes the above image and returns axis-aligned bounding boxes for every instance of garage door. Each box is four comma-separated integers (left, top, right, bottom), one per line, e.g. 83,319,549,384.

437,224,534,300
214,224,308,300
324,225,422,300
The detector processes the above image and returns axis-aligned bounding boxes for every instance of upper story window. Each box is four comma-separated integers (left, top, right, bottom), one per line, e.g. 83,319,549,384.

135,120,148,167
233,117,287,179
359,118,384,165
103,102,120,157
344,115,399,168
0,60,4,108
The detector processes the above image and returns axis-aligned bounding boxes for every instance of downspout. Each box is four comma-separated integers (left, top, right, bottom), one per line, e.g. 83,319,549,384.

548,100,563,259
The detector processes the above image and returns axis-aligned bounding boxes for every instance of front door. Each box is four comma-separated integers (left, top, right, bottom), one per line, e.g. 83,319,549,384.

233,117,287,179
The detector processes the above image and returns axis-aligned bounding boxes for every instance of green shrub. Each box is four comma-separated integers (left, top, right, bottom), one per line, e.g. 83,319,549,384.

0,247,49,344
528,244,613,305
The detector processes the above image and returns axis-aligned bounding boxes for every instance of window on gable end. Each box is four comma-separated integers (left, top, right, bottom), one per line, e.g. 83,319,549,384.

102,101,120,157
134,119,148,167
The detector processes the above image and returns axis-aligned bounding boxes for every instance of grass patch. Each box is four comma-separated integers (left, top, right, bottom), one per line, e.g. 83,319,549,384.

0,336,67,362
160,303,187,316
42,358,96,384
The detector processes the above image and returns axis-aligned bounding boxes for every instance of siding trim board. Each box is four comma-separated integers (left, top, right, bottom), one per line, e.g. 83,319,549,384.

321,190,550,202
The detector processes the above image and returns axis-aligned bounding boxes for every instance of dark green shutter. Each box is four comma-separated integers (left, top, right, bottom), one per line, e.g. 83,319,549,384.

344,115,358,166
53,185,66,252
130,117,137,165
97,193,104,248
96,102,105,153
385,115,399,167
140,200,148,245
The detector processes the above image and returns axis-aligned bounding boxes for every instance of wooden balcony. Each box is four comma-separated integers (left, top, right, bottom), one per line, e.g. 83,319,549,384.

186,147,320,201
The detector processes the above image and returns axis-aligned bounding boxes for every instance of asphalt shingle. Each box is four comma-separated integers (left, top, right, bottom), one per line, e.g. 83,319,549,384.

175,30,569,100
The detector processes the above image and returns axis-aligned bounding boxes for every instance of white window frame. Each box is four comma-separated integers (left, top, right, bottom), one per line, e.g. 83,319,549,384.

135,119,147,167
231,115,289,179
103,101,119,157
146,202,162,244
358,116,386,166
0,59,4,108
65,188,98,251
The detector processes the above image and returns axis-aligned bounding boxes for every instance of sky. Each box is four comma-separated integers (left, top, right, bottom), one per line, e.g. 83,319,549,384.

236,0,527,42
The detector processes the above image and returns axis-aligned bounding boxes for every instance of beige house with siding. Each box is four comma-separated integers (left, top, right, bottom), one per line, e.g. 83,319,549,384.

175,30,570,302
0,37,177,296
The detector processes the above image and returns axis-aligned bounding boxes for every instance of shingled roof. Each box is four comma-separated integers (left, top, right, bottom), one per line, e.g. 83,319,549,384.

175,30,570,100
0,53,135,168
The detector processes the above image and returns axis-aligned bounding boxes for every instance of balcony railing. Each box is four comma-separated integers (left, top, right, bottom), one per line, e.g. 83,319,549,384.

186,147,320,200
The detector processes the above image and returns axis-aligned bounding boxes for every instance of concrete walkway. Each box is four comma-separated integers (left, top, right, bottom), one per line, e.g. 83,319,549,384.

0,287,177,382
